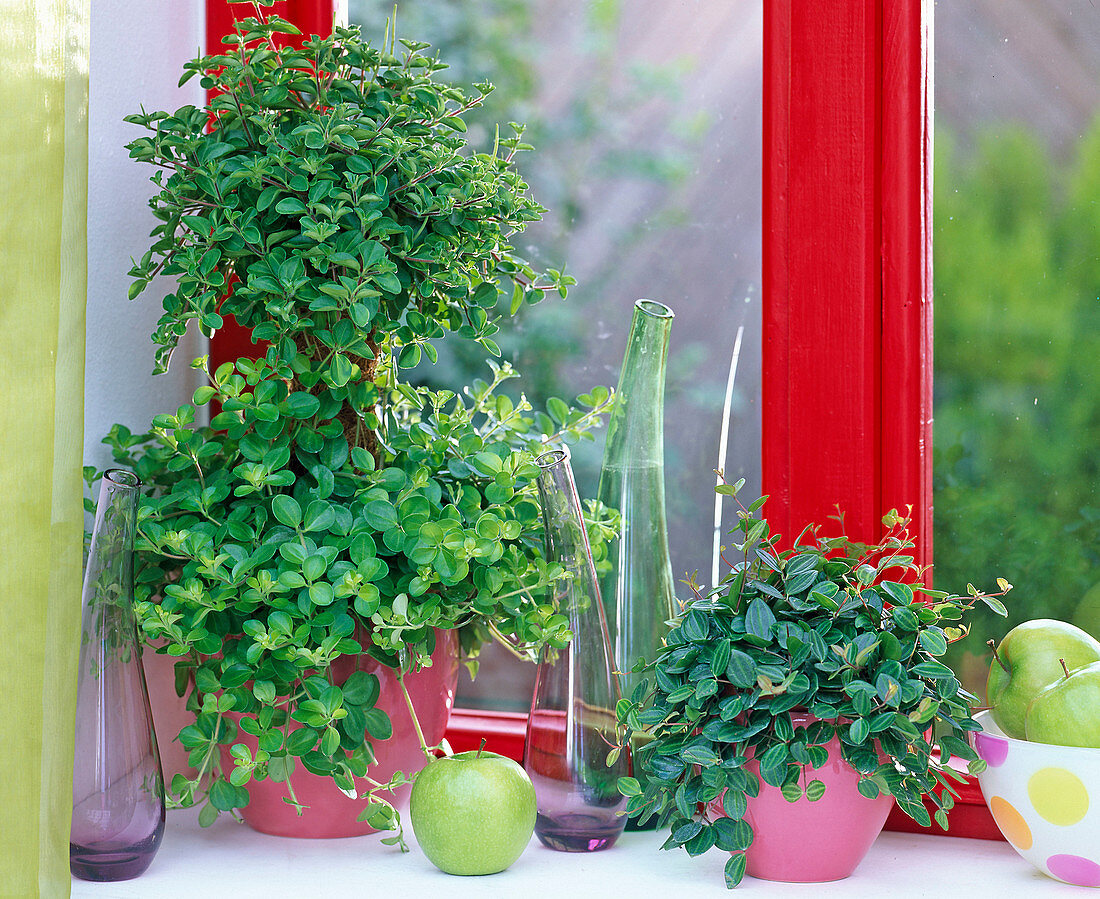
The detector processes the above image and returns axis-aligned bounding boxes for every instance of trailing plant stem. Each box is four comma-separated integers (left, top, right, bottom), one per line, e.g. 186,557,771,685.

396,670,434,764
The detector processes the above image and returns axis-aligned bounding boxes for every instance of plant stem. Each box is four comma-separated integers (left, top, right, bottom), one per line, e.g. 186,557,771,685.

283,760,303,813
280,695,305,813
396,669,434,763
1060,657,1071,679
486,619,537,661
181,710,225,809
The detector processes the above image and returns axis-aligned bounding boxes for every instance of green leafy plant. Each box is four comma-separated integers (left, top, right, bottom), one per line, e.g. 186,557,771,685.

99,4,615,840
615,480,1012,888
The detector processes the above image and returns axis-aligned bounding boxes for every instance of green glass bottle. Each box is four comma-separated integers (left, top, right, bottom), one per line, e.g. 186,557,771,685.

597,298,676,718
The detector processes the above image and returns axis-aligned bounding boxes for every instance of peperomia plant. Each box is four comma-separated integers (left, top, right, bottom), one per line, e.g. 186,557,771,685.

98,4,615,839
615,480,1012,888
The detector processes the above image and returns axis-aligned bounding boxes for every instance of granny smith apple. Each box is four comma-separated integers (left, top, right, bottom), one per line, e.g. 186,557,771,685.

987,619,1100,738
1025,660,1100,748
410,749,536,876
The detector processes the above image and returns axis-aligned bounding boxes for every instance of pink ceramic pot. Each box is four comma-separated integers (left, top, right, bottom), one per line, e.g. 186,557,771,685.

222,628,460,838
711,714,894,883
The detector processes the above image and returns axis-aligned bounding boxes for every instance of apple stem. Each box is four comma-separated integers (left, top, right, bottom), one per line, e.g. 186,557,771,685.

987,639,1009,673
1060,658,1071,679
477,737,486,759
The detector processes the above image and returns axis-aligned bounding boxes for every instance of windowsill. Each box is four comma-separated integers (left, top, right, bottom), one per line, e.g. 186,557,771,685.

71,805,1063,897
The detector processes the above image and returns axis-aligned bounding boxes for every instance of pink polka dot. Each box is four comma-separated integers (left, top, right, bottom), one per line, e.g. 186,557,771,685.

1047,854,1100,887
974,732,1009,767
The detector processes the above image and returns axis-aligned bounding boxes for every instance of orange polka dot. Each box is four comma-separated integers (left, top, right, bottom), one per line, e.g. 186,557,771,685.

989,796,1033,850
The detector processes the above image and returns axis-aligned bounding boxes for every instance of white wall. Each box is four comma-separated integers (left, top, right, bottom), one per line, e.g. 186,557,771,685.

85,2,206,470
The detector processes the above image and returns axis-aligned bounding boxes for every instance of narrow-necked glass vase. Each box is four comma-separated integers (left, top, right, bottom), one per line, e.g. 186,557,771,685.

596,299,675,830
597,298,676,698
525,447,628,852
71,470,165,882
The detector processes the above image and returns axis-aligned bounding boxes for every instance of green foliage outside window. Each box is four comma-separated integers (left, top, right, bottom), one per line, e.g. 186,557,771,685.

935,118,1100,688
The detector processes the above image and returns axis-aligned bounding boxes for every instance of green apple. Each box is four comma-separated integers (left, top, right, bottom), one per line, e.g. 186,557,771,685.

410,749,536,876
987,618,1100,738
1025,660,1100,747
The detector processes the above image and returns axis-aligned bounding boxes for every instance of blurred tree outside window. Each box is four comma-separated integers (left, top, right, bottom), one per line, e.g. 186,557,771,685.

934,0,1100,692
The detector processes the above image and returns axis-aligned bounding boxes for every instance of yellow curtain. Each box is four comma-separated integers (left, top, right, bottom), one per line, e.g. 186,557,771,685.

0,1,89,896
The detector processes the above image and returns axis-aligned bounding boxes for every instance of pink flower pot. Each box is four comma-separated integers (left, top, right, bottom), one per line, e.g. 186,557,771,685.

711,714,894,882
222,628,459,838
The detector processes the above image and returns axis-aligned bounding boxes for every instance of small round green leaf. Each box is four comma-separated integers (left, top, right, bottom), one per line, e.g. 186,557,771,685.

272,494,302,528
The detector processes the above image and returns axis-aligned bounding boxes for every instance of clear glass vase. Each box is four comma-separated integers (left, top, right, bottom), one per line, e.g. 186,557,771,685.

71,470,165,882
597,300,675,830
597,298,676,700
525,447,628,852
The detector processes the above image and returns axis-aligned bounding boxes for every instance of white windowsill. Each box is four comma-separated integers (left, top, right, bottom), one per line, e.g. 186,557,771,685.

71,806,1067,898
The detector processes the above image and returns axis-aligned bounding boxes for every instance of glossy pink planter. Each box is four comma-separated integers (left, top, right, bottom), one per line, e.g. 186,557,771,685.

711,717,894,883
222,629,459,838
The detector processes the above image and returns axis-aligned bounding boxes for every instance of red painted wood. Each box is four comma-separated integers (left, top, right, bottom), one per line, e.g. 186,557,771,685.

206,1,290,58
881,0,934,571
763,1,993,841
285,0,336,41
761,0,792,538
763,2,932,560
206,1,329,55
205,0,336,375
444,709,527,762
763,2,882,552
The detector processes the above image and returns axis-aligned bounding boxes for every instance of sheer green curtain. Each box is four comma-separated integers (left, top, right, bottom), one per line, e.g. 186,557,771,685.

0,1,89,896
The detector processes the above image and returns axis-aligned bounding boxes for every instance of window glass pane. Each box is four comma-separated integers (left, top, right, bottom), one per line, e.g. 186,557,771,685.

350,0,764,709
934,0,1100,694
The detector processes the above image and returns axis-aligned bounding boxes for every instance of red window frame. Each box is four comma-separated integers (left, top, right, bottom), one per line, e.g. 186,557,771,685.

206,0,998,840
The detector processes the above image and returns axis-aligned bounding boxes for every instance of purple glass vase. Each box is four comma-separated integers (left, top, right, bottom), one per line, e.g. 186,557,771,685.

524,448,628,852
71,470,165,881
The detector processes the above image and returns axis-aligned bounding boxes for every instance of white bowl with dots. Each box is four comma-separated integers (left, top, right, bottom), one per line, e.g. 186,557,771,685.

973,710,1100,887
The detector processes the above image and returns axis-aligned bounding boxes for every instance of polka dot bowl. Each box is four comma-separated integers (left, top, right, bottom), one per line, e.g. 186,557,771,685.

973,709,1100,887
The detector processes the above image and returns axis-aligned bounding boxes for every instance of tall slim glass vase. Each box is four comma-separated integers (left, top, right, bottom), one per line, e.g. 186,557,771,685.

70,470,165,882
597,298,675,830
525,448,628,852
597,299,676,700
